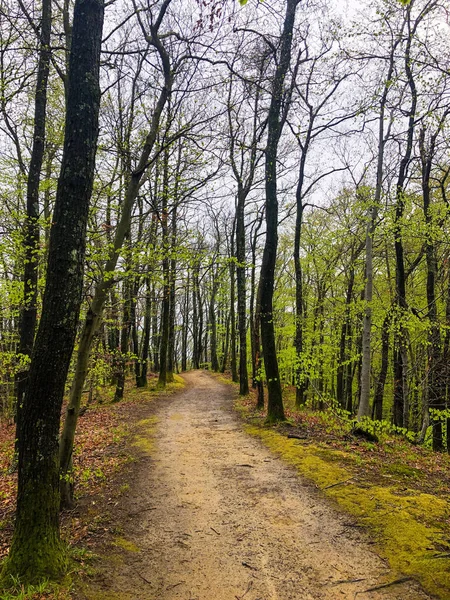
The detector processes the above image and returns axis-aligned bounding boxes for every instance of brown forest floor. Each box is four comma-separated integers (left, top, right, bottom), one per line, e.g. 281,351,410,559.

0,371,449,599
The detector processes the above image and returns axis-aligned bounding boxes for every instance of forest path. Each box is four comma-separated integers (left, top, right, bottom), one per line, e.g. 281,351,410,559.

78,371,430,600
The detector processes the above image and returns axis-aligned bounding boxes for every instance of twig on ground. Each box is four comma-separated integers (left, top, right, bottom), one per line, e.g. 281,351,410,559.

166,581,185,590
327,577,366,586
356,577,413,594
323,478,354,490
137,572,152,584
235,580,253,599
242,561,258,571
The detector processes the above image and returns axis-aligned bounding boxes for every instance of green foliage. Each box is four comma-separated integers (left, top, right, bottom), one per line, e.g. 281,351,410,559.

0,577,70,599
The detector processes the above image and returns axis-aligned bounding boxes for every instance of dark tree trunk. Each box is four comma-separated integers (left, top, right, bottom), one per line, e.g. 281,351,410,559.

393,9,417,428
137,276,151,387
114,274,132,402
260,0,299,422
209,277,220,372
158,148,170,388
221,312,230,373
254,275,264,410
2,0,104,583
236,186,249,394
192,263,202,369
420,126,443,451
15,0,52,450
167,204,177,381
181,271,189,372
152,282,160,372
337,267,355,409
229,253,238,382
249,213,264,408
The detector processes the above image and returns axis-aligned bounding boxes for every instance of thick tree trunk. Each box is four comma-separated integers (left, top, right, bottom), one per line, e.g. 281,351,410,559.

2,0,104,583
260,0,299,422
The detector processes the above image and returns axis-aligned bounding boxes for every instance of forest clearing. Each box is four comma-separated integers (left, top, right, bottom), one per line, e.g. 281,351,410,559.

1,0,450,596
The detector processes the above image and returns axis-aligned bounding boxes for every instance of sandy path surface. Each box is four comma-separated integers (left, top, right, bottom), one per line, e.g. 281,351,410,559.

79,371,431,600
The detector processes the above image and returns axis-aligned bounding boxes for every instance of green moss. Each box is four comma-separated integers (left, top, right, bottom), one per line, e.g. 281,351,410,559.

136,417,158,427
132,416,158,455
382,462,423,479
112,537,140,553
131,435,154,454
171,374,185,388
216,374,234,385
246,424,450,599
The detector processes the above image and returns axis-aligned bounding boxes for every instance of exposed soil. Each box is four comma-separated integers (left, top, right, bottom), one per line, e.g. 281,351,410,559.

75,371,431,600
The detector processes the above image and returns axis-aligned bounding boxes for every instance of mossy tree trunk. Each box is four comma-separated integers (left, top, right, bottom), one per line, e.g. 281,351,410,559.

2,0,104,584
59,4,174,506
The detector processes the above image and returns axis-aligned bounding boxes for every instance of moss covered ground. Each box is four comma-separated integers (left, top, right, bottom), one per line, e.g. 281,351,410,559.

234,383,450,600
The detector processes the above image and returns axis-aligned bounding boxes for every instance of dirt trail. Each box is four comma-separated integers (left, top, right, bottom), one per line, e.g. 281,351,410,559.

78,371,431,600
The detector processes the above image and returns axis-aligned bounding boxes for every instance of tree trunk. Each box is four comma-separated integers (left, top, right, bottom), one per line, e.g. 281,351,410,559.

372,311,391,421
260,0,299,422
420,127,443,450
181,271,189,371
114,277,131,402
209,276,219,372
137,276,151,387
393,8,416,428
59,11,174,506
158,148,170,388
2,0,104,582
15,0,52,454
358,29,399,419
236,186,249,394
229,254,238,382
167,204,177,382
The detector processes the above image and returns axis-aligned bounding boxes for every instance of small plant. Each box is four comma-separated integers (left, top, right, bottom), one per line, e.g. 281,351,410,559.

0,576,71,599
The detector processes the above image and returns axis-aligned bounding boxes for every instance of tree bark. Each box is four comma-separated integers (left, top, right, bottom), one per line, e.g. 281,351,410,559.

59,5,174,503
260,0,299,422
2,0,104,583
236,186,249,394
15,0,52,452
